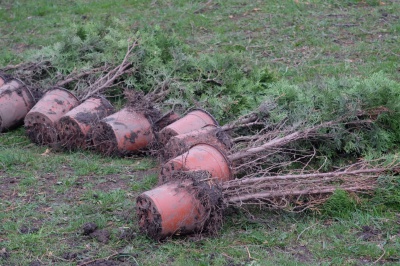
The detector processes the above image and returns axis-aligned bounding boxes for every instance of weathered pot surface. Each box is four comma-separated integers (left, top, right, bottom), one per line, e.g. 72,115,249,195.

163,125,231,161
136,181,206,240
57,96,115,150
91,108,154,156
161,143,232,183
158,109,218,145
24,87,79,145
0,79,35,132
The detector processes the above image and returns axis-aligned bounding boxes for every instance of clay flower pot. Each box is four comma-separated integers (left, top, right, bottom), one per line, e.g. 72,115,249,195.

136,181,207,240
158,109,218,145
91,108,154,156
24,87,79,145
161,143,232,183
0,80,36,132
163,125,232,161
57,96,115,150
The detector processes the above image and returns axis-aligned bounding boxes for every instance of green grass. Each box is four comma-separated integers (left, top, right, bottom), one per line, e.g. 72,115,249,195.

1,0,400,265
1,0,399,82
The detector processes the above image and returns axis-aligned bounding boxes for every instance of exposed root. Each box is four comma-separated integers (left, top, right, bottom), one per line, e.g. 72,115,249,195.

90,121,119,156
124,89,161,126
25,123,58,147
1,61,53,87
0,72,13,84
229,119,374,178
57,96,115,150
57,117,88,150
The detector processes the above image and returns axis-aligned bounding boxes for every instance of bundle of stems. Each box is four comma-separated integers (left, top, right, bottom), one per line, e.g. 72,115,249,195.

222,164,391,211
1,40,139,99
227,118,374,177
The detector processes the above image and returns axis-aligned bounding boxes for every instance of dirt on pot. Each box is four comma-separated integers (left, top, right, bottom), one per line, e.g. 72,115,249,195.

124,89,162,126
0,79,36,132
24,87,79,146
158,109,219,146
153,111,180,131
162,125,232,161
90,108,155,156
0,72,12,87
160,143,233,183
58,96,115,150
136,171,223,240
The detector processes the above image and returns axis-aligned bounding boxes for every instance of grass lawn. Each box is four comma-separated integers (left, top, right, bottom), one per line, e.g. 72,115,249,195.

1,0,400,265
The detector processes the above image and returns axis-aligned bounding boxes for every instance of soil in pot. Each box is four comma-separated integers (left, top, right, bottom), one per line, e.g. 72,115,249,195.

57,96,115,150
24,87,79,146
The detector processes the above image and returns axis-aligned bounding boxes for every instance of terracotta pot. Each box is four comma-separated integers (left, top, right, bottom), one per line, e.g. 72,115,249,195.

24,87,79,145
158,109,218,145
161,143,232,183
91,108,154,156
163,125,232,161
57,96,115,150
136,181,207,240
0,80,35,132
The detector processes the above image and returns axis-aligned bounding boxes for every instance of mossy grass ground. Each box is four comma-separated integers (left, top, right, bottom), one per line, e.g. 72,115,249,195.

1,0,400,265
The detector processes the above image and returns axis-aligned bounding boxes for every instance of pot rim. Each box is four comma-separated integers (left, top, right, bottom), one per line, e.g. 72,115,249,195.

83,95,114,110
184,108,219,127
45,86,80,103
186,142,233,181
7,78,36,104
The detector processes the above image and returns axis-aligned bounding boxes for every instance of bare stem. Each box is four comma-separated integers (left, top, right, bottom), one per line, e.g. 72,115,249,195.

80,40,139,100
225,184,375,205
55,66,106,87
223,168,387,189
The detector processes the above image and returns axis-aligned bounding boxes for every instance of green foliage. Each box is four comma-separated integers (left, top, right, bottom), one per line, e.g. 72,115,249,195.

121,26,277,122
321,189,357,218
14,20,277,123
371,175,400,210
21,21,400,170
1,1,400,265
0,148,35,170
260,72,400,169
26,19,134,73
